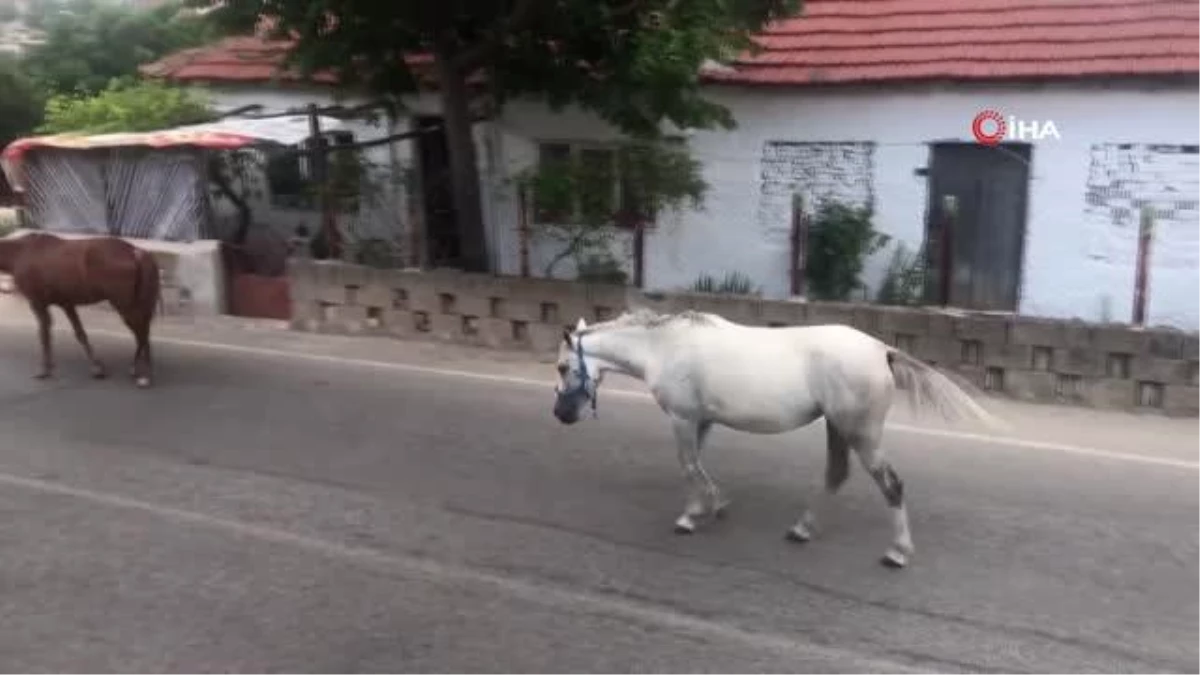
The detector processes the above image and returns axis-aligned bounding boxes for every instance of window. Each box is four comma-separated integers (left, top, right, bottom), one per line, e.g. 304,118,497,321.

266,130,359,211
533,140,665,229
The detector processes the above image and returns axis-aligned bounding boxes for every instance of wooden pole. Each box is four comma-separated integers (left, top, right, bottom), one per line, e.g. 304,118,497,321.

632,222,646,289
938,195,958,307
517,185,531,278
307,104,340,260
1132,205,1155,326
790,193,807,297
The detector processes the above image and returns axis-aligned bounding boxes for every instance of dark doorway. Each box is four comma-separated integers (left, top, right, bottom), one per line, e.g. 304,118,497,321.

414,116,460,268
925,142,1031,312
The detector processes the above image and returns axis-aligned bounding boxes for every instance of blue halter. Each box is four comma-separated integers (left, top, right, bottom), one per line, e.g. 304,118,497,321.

566,336,598,418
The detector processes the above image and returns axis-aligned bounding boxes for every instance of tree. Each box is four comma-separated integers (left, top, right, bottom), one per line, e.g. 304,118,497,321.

37,79,215,134
195,0,803,273
23,0,219,96
0,56,45,149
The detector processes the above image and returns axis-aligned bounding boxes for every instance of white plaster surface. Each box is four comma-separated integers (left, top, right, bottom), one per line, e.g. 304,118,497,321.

194,81,1200,329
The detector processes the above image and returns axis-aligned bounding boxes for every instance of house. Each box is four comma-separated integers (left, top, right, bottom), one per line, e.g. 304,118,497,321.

139,36,446,270
140,0,1200,330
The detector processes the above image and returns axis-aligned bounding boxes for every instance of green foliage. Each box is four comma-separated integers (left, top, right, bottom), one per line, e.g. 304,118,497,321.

577,253,628,285
23,0,220,96
875,242,927,306
516,139,707,279
0,55,45,147
804,199,890,302
349,236,405,269
690,271,760,296
193,0,803,271
198,0,802,139
37,79,215,135
616,141,708,225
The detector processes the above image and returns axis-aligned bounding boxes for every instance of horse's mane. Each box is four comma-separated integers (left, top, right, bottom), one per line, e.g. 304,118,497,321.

576,307,716,335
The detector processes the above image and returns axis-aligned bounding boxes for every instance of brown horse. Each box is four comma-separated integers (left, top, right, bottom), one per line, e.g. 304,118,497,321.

0,232,160,387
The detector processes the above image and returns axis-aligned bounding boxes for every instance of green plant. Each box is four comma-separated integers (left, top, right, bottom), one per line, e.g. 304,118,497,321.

577,253,628,285
0,55,45,148
690,271,760,296
805,199,890,301
351,237,403,269
515,139,707,279
37,79,215,135
876,242,927,306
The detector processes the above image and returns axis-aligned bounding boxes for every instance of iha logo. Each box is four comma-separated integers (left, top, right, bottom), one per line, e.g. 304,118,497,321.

971,109,1061,145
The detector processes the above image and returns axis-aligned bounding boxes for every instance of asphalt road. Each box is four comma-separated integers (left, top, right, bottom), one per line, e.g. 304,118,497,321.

0,311,1196,673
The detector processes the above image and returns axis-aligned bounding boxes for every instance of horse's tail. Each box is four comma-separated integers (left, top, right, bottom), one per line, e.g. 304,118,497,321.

131,248,161,320
886,348,1009,432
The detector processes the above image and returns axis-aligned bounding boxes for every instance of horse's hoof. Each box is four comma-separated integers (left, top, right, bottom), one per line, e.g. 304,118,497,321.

711,499,731,520
673,516,696,535
135,377,151,388
880,550,909,569
33,372,51,381
785,525,812,544
91,368,107,380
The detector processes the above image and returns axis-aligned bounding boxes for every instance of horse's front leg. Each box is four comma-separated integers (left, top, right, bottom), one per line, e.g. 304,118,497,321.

670,418,727,534
29,301,54,380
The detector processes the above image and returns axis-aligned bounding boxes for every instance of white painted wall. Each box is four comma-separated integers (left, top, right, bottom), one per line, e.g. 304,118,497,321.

488,81,1199,330
190,80,1200,330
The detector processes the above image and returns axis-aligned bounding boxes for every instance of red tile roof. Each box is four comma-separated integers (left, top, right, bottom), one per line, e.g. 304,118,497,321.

139,35,434,85
704,0,1199,85
141,0,1199,88
140,36,336,84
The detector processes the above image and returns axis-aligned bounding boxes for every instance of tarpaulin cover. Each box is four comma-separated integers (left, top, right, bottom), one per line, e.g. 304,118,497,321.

0,114,347,176
0,115,347,242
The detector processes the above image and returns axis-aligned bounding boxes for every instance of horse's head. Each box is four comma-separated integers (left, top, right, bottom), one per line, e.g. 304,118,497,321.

553,317,598,425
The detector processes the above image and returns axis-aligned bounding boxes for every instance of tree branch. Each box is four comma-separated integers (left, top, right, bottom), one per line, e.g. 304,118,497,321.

453,0,543,72
543,227,591,278
207,154,252,245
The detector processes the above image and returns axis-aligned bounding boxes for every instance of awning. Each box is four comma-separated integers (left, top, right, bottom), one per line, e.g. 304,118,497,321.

0,114,348,186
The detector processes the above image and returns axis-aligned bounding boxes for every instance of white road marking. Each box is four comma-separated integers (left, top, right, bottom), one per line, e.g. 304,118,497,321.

15,324,1200,472
0,469,921,673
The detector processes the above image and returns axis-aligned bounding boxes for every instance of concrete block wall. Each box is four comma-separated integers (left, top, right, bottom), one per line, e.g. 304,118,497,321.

289,259,1200,417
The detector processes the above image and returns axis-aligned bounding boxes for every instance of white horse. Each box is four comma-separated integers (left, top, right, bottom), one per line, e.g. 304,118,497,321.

551,308,1002,569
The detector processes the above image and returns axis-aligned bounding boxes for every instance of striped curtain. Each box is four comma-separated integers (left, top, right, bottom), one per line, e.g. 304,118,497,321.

23,147,209,242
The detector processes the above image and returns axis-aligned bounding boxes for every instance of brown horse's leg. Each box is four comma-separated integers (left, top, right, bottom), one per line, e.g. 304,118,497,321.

62,305,106,379
29,301,53,380
134,320,152,388
119,309,152,388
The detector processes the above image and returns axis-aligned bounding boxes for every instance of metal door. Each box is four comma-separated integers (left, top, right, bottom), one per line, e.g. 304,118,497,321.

926,142,1031,311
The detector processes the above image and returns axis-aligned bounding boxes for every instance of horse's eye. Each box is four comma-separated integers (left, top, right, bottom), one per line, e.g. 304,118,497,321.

556,364,568,375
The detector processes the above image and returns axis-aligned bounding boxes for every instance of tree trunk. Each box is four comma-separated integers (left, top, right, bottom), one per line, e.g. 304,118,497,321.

207,156,252,245
434,54,489,273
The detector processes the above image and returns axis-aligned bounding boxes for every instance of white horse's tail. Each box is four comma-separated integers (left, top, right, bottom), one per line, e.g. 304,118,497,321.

886,349,1009,432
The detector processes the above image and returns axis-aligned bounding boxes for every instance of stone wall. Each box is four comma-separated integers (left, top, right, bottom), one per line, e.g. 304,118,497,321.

289,259,1200,417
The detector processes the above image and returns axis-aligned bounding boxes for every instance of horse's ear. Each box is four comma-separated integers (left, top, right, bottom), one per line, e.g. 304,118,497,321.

575,317,588,331
562,327,572,345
